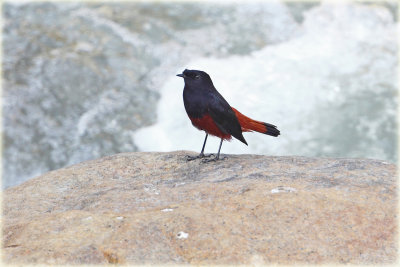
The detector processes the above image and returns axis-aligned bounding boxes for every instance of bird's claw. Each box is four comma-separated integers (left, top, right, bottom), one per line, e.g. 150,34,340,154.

186,153,213,161
201,155,225,163
186,155,199,161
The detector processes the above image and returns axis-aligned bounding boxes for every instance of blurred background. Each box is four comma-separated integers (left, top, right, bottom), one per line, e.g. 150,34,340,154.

2,1,398,188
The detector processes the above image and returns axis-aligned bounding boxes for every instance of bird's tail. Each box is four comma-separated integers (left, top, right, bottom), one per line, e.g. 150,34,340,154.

232,107,280,137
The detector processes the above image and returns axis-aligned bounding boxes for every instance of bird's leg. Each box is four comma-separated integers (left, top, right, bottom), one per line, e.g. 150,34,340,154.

216,138,223,159
186,133,212,161
202,138,224,163
199,133,208,157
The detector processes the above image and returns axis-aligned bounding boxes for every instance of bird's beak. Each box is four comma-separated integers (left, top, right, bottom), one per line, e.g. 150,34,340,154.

176,73,185,78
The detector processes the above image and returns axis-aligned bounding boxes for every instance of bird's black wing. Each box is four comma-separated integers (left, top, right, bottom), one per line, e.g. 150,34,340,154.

207,91,248,145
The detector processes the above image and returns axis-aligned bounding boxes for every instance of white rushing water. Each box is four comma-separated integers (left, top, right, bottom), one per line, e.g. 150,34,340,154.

134,3,397,161
3,2,397,188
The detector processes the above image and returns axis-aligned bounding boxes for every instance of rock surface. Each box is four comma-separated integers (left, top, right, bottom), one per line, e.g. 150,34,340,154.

3,151,397,264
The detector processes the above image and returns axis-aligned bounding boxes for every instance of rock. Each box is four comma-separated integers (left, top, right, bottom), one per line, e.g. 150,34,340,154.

3,151,397,264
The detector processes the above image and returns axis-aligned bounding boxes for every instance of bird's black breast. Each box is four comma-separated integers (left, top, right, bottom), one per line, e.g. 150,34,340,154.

183,85,209,118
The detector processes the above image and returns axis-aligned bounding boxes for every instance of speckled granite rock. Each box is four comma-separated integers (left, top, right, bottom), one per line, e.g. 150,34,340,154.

3,151,397,264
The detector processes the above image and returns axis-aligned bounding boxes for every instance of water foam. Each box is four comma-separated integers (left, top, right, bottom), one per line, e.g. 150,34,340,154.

134,3,397,161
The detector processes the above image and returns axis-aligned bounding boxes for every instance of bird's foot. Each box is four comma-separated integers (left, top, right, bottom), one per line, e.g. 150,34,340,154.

201,155,225,163
186,153,213,161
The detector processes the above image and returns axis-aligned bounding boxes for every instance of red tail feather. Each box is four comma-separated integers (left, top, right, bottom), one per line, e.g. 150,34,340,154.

232,107,280,137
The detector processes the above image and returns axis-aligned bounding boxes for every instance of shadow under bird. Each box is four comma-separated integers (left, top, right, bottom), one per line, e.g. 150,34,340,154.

177,69,280,162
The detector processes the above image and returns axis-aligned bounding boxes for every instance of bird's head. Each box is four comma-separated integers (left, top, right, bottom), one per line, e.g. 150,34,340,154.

176,69,213,86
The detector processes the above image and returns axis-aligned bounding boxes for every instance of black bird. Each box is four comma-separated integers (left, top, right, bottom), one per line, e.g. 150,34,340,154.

177,69,280,161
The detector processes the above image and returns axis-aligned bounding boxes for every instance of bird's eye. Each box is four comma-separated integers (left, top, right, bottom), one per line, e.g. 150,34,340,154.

195,75,200,79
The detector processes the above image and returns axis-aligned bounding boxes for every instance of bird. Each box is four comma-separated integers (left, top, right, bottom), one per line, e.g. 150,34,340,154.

177,69,280,161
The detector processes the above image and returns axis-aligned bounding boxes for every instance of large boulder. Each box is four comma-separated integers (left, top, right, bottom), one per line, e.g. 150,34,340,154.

3,151,397,264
